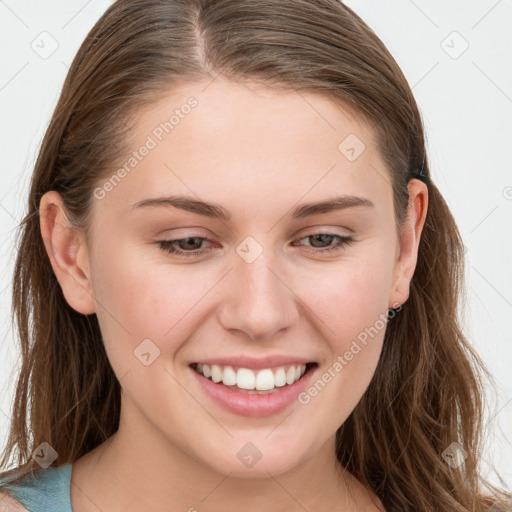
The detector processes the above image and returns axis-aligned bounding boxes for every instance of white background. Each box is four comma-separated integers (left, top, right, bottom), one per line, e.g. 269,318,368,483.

0,0,511,490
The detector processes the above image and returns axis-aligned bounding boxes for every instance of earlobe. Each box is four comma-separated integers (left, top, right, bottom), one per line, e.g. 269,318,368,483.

39,191,96,315
388,179,429,309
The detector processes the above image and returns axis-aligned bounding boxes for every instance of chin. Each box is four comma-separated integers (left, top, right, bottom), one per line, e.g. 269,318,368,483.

199,441,311,479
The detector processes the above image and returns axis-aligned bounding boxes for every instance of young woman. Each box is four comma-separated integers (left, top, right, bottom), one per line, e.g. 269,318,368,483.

0,1,510,511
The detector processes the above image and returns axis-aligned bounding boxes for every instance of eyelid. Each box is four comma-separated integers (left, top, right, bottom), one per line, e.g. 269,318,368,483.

295,225,354,237
155,226,211,238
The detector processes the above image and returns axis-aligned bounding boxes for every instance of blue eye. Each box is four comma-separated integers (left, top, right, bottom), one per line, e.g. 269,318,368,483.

157,233,354,258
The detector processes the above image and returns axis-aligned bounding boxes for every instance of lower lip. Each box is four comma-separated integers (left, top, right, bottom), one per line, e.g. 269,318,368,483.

189,364,318,417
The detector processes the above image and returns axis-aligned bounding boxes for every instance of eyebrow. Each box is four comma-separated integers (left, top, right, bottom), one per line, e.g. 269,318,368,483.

131,194,374,221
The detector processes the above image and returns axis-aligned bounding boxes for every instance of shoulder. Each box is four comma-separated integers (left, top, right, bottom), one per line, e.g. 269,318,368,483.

0,490,29,511
0,463,72,511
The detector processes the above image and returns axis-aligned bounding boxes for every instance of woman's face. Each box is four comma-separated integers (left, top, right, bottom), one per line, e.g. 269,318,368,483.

45,77,427,477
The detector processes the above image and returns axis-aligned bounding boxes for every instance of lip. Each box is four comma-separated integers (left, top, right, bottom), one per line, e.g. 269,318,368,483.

191,355,315,370
189,362,318,417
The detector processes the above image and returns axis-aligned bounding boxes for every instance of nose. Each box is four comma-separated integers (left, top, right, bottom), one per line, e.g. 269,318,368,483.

216,252,299,341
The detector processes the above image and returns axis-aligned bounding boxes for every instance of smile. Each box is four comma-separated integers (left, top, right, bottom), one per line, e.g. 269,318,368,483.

191,362,316,394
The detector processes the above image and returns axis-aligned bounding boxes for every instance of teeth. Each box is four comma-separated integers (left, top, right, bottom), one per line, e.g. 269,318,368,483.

237,368,256,389
285,366,296,385
211,364,222,383
222,366,237,386
195,363,308,391
274,367,286,387
255,369,274,390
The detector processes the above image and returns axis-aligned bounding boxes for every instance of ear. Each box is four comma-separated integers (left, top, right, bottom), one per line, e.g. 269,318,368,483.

388,179,429,309
39,190,96,315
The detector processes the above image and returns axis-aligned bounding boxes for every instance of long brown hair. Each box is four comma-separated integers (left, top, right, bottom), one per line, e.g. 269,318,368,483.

1,1,510,510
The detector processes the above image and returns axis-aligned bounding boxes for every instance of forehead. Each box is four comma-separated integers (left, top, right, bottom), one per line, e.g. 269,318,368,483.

98,77,392,221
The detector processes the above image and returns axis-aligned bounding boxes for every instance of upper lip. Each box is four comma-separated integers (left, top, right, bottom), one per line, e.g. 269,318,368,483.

191,355,316,370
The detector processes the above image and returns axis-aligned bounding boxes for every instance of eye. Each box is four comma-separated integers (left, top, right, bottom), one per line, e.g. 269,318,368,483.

158,236,215,258
291,233,354,254
157,232,354,258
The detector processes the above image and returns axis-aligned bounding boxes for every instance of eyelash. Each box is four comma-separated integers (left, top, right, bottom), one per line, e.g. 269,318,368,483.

157,232,354,258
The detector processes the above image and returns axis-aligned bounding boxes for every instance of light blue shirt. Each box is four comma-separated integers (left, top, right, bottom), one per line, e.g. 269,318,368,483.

0,463,72,511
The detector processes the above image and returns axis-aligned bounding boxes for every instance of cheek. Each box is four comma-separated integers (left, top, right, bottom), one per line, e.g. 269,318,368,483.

297,244,394,346
292,244,394,415
88,239,220,364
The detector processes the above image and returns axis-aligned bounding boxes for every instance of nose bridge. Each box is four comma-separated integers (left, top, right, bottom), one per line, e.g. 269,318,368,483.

218,240,298,340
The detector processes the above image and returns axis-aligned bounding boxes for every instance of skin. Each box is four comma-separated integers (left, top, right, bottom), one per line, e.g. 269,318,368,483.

39,77,428,512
